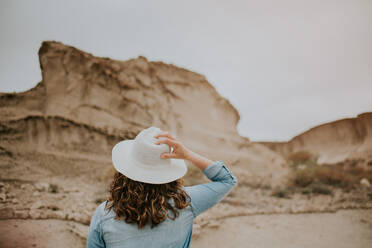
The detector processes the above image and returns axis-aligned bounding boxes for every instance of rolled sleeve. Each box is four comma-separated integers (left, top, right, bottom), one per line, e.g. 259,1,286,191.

202,160,238,185
185,160,237,217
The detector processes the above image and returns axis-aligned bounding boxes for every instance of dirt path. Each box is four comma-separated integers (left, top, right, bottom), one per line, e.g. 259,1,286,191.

192,209,372,248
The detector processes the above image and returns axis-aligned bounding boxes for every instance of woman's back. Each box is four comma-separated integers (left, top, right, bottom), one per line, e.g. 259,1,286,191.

91,201,194,248
87,160,237,248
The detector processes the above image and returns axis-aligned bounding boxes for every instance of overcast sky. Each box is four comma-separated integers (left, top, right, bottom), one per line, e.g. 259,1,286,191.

1,0,371,141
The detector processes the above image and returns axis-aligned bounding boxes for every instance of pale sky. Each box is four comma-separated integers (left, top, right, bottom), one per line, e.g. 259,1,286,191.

1,0,371,141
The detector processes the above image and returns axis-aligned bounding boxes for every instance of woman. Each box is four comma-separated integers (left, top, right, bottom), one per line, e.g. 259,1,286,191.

87,126,237,248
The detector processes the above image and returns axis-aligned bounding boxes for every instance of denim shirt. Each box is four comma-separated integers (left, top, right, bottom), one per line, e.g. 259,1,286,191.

86,160,237,248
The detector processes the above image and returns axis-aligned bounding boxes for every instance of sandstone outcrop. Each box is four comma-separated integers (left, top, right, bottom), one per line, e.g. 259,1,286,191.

259,112,372,165
0,42,292,245
0,41,286,185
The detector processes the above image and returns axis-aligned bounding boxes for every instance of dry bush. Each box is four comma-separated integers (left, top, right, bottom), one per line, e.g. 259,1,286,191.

290,167,316,187
315,166,353,188
271,188,293,198
300,183,333,195
347,166,372,181
287,150,314,164
49,183,59,193
310,184,332,195
283,155,372,195
289,162,371,190
286,150,318,169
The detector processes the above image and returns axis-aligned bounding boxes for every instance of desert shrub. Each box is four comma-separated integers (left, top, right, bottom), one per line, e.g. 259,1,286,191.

289,161,371,190
347,166,372,181
286,150,316,167
47,205,60,211
49,184,58,193
272,188,292,198
290,165,350,188
300,187,312,195
300,184,332,195
291,167,317,187
315,166,353,187
310,184,332,195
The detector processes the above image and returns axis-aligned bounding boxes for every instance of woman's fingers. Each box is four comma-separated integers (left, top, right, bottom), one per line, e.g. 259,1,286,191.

154,131,176,140
154,133,183,159
155,137,177,147
160,152,177,159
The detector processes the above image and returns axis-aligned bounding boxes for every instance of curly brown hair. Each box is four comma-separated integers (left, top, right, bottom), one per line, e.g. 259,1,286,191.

105,171,190,229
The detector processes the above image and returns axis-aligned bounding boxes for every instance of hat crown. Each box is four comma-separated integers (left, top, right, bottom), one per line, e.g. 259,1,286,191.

131,127,171,166
111,126,187,184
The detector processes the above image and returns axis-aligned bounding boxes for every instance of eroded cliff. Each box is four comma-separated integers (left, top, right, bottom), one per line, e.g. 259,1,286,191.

259,112,372,165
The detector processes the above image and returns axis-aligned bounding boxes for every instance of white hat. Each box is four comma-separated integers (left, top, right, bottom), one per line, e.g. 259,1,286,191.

111,126,187,184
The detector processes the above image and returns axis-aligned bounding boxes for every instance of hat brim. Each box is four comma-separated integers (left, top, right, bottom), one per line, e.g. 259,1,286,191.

112,140,187,184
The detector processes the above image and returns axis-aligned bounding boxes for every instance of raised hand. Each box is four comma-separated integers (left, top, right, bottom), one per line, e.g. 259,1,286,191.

154,132,191,160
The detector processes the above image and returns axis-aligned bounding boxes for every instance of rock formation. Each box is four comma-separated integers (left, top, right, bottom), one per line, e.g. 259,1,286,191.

0,41,290,243
1,41,371,248
259,112,372,165
0,41,287,186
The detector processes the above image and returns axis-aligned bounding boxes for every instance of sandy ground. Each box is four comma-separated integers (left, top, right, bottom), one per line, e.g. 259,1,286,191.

192,209,372,248
1,209,371,248
0,219,85,248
